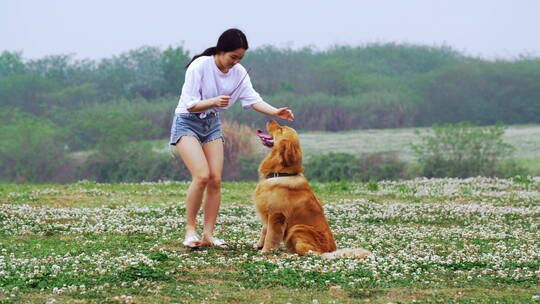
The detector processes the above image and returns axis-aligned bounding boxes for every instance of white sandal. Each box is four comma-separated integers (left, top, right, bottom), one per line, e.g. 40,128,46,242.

183,235,202,249
209,238,228,248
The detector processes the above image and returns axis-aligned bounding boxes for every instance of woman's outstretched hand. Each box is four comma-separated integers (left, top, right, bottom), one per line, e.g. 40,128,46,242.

275,107,295,121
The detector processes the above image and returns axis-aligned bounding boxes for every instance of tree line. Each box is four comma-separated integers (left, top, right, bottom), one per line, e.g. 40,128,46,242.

1,43,539,132
0,43,538,182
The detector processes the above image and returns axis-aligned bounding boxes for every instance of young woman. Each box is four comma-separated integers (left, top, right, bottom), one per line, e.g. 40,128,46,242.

170,28,294,248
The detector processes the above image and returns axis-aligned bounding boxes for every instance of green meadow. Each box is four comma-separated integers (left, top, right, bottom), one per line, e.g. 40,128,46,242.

298,124,540,160
1,178,539,303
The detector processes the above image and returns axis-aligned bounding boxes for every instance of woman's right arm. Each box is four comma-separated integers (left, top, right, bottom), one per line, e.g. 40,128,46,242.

187,96,231,112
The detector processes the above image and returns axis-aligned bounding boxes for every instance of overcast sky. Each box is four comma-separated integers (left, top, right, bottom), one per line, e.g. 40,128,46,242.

2,0,540,60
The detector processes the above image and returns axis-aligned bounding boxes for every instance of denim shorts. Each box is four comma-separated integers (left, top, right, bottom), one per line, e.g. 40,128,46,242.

169,112,223,145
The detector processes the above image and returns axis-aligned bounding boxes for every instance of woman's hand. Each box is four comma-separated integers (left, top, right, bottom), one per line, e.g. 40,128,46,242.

251,101,295,121
212,95,232,107
275,107,295,121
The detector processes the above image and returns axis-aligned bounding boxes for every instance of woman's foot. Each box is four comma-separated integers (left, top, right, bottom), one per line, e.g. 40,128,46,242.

201,236,228,248
183,229,202,249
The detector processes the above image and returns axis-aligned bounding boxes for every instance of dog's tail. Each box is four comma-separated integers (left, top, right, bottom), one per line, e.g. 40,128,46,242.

321,247,372,259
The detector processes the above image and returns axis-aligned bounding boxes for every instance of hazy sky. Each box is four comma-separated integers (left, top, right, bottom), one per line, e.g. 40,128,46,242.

2,0,540,60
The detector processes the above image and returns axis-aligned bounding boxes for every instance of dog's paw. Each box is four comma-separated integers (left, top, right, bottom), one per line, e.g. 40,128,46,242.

261,248,273,253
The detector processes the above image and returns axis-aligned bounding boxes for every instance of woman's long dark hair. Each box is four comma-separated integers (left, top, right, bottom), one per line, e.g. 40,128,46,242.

185,28,249,68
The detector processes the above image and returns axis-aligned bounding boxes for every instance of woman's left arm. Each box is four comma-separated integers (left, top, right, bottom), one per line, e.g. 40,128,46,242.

252,101,295,121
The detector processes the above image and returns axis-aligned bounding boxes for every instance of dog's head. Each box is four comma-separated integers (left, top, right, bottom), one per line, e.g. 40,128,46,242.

257,120,303,176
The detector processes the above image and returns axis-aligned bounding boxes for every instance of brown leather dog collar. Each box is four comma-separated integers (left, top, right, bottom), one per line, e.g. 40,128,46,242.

266,172,299,179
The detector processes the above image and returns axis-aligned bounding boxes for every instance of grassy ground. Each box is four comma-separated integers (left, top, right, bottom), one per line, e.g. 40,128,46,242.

1,178,539,303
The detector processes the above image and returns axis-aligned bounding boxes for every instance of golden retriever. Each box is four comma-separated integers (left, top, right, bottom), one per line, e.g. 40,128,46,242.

254,120,371,259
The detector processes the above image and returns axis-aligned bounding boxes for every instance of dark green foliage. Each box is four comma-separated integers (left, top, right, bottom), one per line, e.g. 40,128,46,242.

0,51,26,77
71,105,187,182
495,160,530,178
2,45,540,131
77,143,188,183
241,44,463,96
411,122,526,178
67,98,175,148
67,103,161,151
0,108,73,183
304,152,407,182
161,45,190,96
97,46,165,99
0,74,59,114
148,251,169,262
415,60,540,126
117,262,170,281
512,175,534,185
238,155,264,181
305,153,360,181
224,91,419,131
358,153,407,181
365,179,379,191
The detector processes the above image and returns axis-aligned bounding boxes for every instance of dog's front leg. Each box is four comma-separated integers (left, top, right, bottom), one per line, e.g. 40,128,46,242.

256,225,267,250
261,213,286,253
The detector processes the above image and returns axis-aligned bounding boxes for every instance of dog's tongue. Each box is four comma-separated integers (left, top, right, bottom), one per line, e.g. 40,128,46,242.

256,129,274,147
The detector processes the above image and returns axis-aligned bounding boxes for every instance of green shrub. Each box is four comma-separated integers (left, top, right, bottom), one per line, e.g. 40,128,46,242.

357,153,407,182
71,108,158,151
0,108,74,183
411,122,523,178
77,143,188,182
305,153,359,181
304,152,406,182
238,154,265,181
495,160,530,178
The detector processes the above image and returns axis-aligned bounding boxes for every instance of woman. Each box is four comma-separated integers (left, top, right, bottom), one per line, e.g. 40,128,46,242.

170,28,294,248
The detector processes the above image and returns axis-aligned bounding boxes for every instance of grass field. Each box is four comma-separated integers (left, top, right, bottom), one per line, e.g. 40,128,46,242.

1,178,539,303
298,124,540,160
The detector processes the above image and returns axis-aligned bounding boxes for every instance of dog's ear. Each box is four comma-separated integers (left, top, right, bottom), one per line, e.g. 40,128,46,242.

279,139,301,167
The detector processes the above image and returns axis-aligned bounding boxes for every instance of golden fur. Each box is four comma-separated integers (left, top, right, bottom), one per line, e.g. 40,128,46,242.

254,121,370,259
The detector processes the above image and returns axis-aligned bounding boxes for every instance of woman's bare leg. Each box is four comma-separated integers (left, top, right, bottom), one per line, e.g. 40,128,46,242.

200,138,224,245
176,136,210,244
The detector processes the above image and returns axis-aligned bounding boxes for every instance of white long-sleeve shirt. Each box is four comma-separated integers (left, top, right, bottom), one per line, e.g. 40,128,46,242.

175,56,262,114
